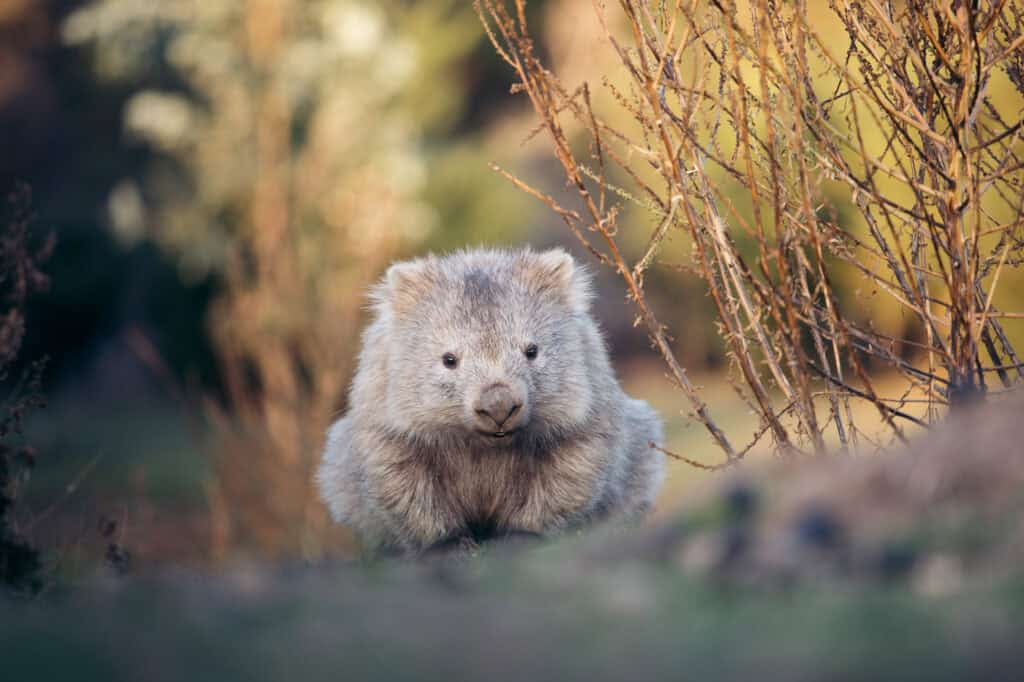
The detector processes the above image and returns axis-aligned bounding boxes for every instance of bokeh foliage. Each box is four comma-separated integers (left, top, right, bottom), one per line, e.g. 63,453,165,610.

62,0,535,559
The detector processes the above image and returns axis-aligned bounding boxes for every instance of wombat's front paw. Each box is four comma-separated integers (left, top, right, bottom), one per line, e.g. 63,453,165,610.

422,534,481,559
422,529,543,559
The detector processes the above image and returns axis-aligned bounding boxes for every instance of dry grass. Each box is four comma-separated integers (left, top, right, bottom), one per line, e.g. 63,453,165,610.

478,0,1024,468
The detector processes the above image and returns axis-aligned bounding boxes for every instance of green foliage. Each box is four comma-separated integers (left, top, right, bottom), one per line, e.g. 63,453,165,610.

62,0,527,276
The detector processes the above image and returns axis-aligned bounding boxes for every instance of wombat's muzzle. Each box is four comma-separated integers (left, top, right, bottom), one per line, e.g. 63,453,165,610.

472,382,526,436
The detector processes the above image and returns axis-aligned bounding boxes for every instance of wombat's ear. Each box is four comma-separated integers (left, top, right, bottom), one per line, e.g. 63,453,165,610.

530,248,593,313
377,259,432,316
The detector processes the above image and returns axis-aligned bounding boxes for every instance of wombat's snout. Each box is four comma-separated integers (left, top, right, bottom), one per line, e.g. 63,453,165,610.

472,383,526,436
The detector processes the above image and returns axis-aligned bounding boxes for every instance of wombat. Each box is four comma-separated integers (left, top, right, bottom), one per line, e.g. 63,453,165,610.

317,247,665,553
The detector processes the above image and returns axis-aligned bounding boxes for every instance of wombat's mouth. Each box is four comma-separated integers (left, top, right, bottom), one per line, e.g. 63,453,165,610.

478,428,520,439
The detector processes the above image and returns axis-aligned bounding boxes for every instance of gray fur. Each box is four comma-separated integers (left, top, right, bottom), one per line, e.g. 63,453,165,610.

317,247,665,552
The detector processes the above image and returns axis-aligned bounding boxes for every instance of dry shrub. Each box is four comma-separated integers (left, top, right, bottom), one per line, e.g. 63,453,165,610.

63,0,451,560
478,0,1024,464
0,185,53,593
191,3,422,561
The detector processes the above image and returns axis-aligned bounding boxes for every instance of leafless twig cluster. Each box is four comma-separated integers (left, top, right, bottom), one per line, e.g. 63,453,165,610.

0,185,53,593
478,0,1024,463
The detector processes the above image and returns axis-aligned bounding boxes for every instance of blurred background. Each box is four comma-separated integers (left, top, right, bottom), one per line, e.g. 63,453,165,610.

4,0,1020,579
6,0,687,575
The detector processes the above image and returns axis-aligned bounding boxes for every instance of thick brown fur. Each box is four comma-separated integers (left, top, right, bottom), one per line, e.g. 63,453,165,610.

317,248,664,553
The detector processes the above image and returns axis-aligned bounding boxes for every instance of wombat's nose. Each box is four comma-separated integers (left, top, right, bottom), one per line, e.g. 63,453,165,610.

473,383,524,433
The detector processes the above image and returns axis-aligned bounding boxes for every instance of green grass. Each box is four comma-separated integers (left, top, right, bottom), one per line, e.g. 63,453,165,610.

3,538,1023,682
22,398,209,509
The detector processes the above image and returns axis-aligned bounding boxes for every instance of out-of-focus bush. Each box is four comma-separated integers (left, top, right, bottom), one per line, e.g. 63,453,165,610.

63,0,494,559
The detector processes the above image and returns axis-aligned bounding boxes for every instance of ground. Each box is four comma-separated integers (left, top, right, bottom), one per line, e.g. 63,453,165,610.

4,397,1024,681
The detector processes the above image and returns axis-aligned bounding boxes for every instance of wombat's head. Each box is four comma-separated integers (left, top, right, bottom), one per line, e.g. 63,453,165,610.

371,248,597,445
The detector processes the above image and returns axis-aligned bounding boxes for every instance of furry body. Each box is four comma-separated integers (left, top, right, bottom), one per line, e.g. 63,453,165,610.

317,248,664,552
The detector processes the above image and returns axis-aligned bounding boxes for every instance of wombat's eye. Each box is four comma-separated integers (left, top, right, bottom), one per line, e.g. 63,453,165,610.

442,352,459,369
524,343,539,360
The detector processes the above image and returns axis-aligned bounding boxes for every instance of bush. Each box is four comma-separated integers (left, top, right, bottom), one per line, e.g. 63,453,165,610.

0,186,53,594
479,0,1024,464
